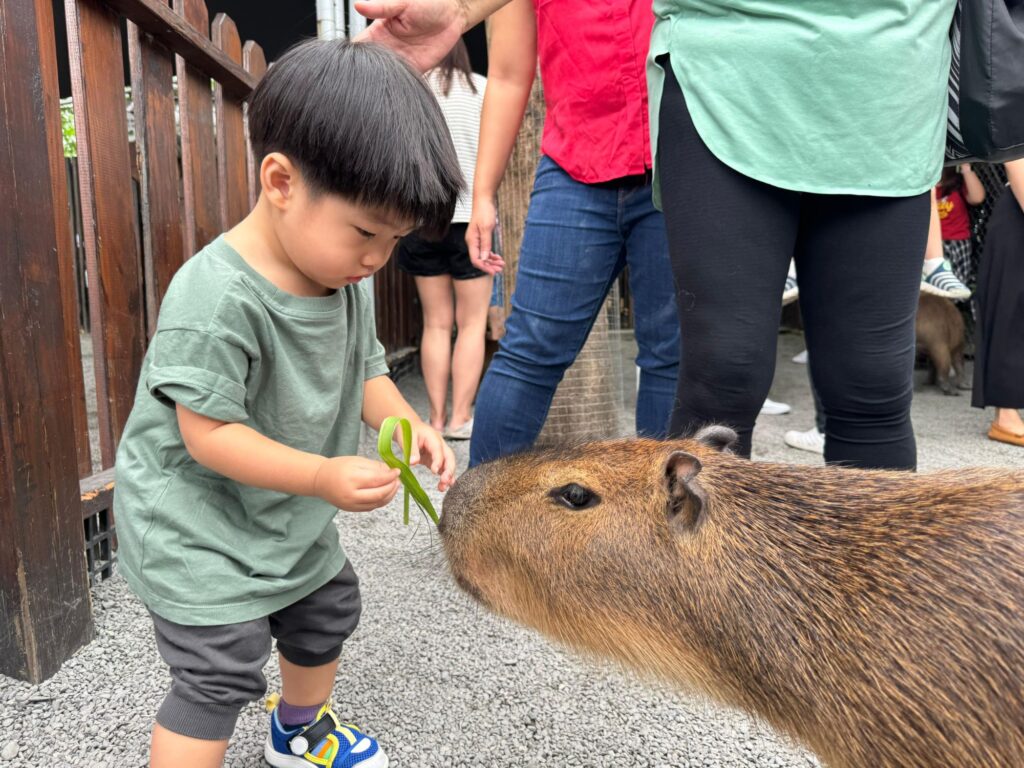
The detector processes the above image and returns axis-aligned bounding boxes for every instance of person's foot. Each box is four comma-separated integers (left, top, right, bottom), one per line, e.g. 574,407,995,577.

988,423,1024,447
760,398,792,416
266,697,388,768
792,349,808,365
784,426,824,455
921,260,971,300
782,274,799,306
989,410,1024,447
443,417,474,441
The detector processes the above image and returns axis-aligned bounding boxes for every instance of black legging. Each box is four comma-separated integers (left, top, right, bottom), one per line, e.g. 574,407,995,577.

658,60,929,470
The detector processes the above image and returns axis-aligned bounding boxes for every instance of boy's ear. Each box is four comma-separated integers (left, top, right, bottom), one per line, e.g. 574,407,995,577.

663,451,709,533
260,152,295,209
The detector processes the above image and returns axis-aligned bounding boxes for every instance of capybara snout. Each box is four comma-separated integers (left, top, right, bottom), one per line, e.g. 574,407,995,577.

441,428,1024,768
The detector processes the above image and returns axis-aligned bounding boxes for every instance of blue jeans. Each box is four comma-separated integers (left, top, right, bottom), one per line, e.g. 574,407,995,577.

470,157,680,467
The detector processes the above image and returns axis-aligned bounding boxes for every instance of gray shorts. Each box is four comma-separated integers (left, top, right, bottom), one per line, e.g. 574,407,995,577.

150,560,361,740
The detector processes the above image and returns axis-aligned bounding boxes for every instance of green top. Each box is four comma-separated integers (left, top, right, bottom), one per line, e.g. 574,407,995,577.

648,0,956,201
114,237,388,625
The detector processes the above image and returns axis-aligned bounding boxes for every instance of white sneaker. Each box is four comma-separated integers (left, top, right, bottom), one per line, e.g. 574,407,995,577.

792,349,808,365
443,418,474,441
784,427,824,455
760,398,792,416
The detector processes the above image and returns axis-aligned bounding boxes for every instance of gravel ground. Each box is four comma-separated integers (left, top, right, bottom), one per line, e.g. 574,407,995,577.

1,332,1018,768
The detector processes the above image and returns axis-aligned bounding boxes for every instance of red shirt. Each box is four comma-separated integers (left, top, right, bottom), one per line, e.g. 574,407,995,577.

936,185,971,241
533,0,653,184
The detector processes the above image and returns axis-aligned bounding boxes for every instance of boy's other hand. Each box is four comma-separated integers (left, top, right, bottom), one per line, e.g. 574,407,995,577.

466,198,505,275
408,422,457,491
354,0,466,72
314,456,401,512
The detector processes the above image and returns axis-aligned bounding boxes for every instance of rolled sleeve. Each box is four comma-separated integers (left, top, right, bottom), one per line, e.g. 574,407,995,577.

145,329,250,423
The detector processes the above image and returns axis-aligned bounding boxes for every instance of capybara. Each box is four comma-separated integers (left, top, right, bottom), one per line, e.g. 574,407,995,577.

916,293,968,395
440,427,1024,768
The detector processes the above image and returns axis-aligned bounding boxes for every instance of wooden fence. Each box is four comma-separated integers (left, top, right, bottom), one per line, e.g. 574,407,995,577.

0,0,271,684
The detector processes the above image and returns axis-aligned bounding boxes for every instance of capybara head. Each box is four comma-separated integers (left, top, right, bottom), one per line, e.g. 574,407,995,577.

440,426,740,684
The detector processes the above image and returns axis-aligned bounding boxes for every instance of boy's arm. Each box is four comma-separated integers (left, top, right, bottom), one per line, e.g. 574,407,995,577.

177,404,400,511
361,375,423,432
363,375,456,489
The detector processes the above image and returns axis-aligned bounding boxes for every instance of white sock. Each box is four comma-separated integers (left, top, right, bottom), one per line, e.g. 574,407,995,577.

923,256,944,276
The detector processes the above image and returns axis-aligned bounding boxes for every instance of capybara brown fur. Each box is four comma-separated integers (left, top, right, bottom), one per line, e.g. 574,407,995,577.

916,293,968,395
440,427,1024,768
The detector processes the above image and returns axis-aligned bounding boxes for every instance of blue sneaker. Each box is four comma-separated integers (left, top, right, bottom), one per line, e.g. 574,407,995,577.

264,695,389,768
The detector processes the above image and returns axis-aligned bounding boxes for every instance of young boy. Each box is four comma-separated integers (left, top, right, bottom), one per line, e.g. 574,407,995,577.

113,40,462,768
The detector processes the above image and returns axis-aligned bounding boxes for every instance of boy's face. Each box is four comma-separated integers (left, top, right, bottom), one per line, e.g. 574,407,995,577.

267,156,415,291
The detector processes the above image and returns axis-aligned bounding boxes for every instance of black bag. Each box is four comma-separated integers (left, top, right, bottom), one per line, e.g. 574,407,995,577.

946,0,1024,165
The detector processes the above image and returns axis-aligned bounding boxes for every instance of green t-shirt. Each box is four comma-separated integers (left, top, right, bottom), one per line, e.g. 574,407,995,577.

648,0,957,201
114,237,389,625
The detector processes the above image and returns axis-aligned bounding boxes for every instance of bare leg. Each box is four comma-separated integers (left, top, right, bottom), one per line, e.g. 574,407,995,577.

414,275,455,430
151,725,228,768
450,275,493,428
279,654,339,708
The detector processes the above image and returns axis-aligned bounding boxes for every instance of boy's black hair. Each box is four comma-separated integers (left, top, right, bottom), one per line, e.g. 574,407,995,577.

248,39,462,233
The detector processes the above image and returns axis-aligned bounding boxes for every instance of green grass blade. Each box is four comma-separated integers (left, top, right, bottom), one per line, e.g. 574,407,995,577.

377,416,438,525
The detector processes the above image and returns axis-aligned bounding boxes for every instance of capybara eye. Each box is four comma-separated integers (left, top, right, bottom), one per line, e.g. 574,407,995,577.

549,483,601,510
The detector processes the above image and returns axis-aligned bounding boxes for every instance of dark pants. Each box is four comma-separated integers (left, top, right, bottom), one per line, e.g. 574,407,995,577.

150,561,361,740
658,59,929,470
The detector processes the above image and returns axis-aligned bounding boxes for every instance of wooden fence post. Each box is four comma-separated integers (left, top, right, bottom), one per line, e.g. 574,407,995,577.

175,0,221,254
242,41,267,210
128,18,187,339
213,13,249,230
66,0,148,466
0,0,94,683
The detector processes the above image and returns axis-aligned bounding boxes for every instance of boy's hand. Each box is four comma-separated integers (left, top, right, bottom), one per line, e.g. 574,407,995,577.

402,422,457,491
314,456,401,511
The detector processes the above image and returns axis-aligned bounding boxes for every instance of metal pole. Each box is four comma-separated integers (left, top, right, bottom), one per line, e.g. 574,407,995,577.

347,0,367,37
316,0,337,40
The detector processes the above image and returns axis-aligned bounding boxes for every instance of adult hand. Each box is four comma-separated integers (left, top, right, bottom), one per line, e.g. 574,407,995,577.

466,197,505,274
354,0,467,72
314,456,401,511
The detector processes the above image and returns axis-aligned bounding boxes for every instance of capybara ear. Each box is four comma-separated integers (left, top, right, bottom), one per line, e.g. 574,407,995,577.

694,425,739,453
664,451,708,532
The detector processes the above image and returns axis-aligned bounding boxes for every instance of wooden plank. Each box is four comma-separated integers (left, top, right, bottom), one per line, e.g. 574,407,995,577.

242,40,267,210
128,18,186,339
101,0,256,98
42,10,92,478
174,0,220,254
65,0,148,466
0,0,94,684
212,14,248,229
80,468,116,520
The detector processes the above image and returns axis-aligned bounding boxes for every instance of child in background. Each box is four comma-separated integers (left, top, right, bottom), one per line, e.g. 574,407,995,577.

922,163,986,299
396,39,492,441
113,40,460,768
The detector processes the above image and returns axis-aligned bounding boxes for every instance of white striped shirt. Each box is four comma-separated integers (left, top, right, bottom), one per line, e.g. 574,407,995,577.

425,69,486,223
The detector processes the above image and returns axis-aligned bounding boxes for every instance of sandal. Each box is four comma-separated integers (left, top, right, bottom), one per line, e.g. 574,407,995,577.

988,422,1024,447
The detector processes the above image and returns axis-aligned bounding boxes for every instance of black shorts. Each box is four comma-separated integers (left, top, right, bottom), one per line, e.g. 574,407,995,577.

396,223,487,280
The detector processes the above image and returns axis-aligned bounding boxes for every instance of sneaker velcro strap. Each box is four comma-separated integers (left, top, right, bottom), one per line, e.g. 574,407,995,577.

288,713,338,756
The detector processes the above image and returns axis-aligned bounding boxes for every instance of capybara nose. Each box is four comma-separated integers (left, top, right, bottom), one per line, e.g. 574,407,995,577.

439,463,487,537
